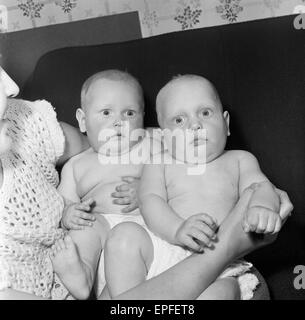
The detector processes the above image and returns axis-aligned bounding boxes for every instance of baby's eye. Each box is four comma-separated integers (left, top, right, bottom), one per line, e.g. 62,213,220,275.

200,109,213,118
174,116,185,126
124,110,136,118
101,109,112,117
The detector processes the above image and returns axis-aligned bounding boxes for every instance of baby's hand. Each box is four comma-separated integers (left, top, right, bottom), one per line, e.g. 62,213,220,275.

175,213,218,253
111,176,139,213
61,198,96,230
242,206,282,234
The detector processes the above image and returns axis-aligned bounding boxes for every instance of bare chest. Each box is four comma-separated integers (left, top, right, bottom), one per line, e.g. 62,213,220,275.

75,157,143,199
164,157,240,221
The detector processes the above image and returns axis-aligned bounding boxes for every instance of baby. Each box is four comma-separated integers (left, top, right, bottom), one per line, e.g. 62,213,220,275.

51,70,157,299
103,75,282,300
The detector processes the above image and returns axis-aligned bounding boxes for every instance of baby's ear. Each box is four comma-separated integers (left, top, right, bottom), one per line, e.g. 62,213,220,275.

76,108,86,133
223,111,230,136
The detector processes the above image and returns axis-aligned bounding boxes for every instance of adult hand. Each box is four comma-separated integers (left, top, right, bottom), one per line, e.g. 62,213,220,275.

274,187,294,224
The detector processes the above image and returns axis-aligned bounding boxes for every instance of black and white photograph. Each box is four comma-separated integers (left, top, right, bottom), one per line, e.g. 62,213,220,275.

0,0,304,308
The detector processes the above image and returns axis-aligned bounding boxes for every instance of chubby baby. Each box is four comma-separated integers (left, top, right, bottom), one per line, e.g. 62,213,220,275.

103,75,281,300
51,70,156,299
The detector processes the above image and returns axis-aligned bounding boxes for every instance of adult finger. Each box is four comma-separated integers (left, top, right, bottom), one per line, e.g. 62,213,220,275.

275,188,294,222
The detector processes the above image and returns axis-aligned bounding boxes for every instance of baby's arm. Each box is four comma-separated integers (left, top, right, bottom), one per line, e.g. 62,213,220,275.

57,122,89,166
139,164,217,252
238,151,281,234
58,160,95,230
139,163,181,242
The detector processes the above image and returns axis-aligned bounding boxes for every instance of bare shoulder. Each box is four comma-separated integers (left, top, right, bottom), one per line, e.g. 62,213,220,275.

62,148,93,172
224,150,258,163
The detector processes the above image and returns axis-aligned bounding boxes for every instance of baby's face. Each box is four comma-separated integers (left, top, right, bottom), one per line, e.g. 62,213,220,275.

159,79,230,163
0,68,19,155
79,79,144,155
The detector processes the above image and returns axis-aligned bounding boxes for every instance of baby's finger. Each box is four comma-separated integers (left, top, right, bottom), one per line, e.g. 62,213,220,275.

78,212,96,221
195,213,218,229
255,212,268,233
245,210,259,232
188,228,212,248
265,214,277,234
111,191,130,198
70,223,84,230
81,198,95,206
121,176,138,184
182,235,204,253
76,204,91,212
193,222,217,240
116,184,130,192
73,218,93,227
113,197,131,205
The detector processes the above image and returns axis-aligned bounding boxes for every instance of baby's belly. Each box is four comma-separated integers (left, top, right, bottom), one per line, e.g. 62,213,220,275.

82,181,130,215
169,194,236,224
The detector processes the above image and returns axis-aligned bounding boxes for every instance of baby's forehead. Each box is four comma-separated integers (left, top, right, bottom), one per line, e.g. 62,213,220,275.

168,78,215,94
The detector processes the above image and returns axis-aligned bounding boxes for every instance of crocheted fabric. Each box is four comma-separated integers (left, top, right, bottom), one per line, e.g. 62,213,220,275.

0,99,66,299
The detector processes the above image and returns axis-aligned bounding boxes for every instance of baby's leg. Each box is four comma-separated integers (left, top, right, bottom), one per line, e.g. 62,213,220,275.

103,222,154,298
51,214,110,300
197,278,240,300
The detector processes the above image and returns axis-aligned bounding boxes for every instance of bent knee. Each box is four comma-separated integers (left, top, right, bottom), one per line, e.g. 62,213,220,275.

105,222,149,255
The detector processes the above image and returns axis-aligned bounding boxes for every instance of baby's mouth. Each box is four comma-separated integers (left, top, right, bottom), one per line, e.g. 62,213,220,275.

192,137,207,146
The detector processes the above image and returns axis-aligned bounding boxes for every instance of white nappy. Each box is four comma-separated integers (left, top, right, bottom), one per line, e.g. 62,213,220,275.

95,213,146,297
145,228,259,300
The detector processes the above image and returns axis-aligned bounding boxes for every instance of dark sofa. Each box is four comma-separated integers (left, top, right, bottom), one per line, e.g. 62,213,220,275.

21,15,305,300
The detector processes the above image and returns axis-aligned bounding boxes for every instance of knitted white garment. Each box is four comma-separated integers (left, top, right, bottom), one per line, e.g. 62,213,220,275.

0,99,65,298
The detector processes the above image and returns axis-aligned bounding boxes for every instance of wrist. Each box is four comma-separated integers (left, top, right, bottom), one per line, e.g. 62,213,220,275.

171,218,184,245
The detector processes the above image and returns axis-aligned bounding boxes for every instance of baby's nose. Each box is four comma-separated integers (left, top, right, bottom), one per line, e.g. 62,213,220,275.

113,119,123,127
1,69,19,97
190,121,202,131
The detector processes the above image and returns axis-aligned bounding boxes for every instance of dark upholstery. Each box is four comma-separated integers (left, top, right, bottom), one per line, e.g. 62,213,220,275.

21,15,305,299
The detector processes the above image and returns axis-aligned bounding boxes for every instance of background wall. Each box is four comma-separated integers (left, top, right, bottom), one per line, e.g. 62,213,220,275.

0,12,141,89
1,0,305,37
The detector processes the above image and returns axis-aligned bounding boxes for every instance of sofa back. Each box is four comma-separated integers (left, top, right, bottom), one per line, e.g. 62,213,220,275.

22,15,305,299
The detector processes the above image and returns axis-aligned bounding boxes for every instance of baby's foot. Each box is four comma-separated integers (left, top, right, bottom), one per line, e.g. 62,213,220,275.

50,235,90,300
